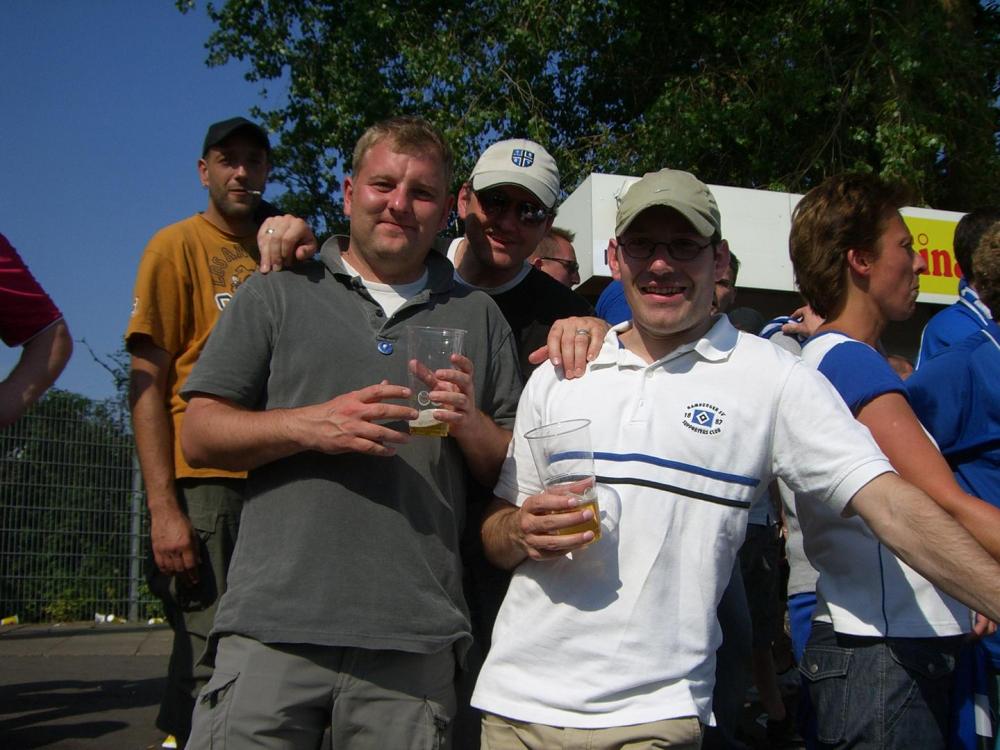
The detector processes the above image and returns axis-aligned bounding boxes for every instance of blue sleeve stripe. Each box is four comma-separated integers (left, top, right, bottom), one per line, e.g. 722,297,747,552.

760,316,791,339
816,340,905,413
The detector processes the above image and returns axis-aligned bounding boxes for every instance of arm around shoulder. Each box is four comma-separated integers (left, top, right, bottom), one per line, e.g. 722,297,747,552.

849,472,1000,623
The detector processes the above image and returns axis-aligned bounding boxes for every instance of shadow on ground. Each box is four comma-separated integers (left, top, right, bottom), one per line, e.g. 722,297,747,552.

0,676,163,749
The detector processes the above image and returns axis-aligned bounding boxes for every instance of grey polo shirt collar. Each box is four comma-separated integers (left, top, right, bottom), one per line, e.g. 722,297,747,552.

318,235,459,300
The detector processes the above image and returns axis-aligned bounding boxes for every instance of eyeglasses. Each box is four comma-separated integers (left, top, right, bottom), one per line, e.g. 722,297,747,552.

618,237,714,261
539,256,579,274
476,190,554,227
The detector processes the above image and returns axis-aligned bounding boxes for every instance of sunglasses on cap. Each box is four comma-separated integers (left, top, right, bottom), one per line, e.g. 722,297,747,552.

475,189,554,227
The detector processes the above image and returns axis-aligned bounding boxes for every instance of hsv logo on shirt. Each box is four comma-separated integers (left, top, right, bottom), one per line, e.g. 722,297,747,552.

682,402,726,435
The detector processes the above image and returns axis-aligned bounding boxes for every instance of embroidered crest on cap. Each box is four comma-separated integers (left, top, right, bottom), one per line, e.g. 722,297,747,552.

511,149,535,168
682,402,726,435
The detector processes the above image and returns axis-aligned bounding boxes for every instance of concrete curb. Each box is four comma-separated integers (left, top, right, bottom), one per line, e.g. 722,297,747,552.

0,621,172,657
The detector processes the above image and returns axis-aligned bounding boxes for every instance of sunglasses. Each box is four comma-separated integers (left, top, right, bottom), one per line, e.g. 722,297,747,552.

539,256,579,274
475,190,554,227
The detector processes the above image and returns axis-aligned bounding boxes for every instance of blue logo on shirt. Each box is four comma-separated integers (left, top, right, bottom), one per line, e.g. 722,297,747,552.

692,409,715,427
682,403,726,435
511,149,535,168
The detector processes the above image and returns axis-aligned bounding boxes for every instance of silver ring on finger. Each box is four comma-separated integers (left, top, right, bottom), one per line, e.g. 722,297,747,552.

265,227,276,235
575,328,591,337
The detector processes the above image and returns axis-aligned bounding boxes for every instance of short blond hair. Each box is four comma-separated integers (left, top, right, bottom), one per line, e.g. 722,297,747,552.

529,227,577,261
549,226,575,243
352,116,454,185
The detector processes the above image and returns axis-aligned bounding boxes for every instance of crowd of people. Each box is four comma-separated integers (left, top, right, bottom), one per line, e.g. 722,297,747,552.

6,111,999,750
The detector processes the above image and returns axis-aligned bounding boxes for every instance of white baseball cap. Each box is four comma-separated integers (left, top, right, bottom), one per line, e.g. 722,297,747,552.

469,138,560,208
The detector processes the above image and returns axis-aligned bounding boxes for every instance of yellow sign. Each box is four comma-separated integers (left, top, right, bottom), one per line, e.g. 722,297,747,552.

903,215,963,296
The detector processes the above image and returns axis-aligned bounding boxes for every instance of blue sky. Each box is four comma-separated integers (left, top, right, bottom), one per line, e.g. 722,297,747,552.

1,1,289,400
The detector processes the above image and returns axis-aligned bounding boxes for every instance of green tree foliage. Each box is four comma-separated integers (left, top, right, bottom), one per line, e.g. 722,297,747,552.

180,0,1000,230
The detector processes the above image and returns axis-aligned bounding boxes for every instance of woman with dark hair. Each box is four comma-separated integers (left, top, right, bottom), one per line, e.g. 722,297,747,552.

787,173,999,750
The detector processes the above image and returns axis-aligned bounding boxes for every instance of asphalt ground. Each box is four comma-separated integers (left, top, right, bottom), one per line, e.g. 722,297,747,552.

0,622,171,750
0,622,806,749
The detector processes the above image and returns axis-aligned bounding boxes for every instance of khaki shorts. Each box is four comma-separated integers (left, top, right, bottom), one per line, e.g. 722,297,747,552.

481,712,703,750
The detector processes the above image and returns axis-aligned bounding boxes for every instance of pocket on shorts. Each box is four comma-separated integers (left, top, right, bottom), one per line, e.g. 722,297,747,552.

196,669,239,749
800,645,851,744
186,501,222,534
421,698,451,750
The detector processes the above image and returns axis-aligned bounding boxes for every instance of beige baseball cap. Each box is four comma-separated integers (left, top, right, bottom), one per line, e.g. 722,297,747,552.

615,168,722,237
469,139,560,208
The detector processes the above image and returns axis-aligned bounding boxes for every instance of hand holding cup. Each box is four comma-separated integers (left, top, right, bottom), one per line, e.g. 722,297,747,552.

525,419,603,545
405,326,466,437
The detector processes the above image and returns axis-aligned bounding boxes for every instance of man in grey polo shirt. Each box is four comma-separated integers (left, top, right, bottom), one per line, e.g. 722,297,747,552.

179,116,521,749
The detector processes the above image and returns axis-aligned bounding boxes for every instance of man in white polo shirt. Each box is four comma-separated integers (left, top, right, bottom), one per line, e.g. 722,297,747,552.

471,168,1000,749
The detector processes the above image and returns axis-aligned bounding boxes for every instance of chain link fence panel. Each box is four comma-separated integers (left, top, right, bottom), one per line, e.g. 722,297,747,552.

0,389,161,623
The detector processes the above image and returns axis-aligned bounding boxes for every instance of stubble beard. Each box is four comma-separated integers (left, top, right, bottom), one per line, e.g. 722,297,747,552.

209,184,256,224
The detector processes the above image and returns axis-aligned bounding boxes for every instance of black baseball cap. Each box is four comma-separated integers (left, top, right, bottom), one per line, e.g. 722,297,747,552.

202,117,271,156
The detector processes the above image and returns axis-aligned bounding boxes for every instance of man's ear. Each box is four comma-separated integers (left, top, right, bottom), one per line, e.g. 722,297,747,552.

530,257,545,270
457,183,473,220
714,239,731,281
197,158,209,188
343,176,354,218
608,238,622,281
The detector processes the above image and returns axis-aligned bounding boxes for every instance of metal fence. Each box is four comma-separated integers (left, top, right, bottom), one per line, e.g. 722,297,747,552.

0,389,161,623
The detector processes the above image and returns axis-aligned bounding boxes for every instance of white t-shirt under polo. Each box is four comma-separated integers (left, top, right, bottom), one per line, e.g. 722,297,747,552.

472,317,894,729
799,332,970,637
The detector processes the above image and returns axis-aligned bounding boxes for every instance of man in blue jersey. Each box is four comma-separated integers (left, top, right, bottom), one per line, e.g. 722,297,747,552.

908,221,1000,748
916,207,999,367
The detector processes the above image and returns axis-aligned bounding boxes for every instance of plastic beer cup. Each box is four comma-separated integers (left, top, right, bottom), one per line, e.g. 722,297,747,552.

405,325,466,437
524,418,601,541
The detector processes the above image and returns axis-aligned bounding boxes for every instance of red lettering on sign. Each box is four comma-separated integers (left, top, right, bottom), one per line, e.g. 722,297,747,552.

916,248,956,278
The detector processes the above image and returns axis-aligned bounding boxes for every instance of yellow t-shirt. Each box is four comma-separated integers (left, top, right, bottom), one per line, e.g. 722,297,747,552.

126,214,259,479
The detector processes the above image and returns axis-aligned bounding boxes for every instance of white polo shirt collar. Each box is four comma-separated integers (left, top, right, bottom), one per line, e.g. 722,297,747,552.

592,314,738,370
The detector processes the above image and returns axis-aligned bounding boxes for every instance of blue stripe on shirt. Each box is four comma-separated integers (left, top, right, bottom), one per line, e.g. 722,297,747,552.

594,451,759,487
